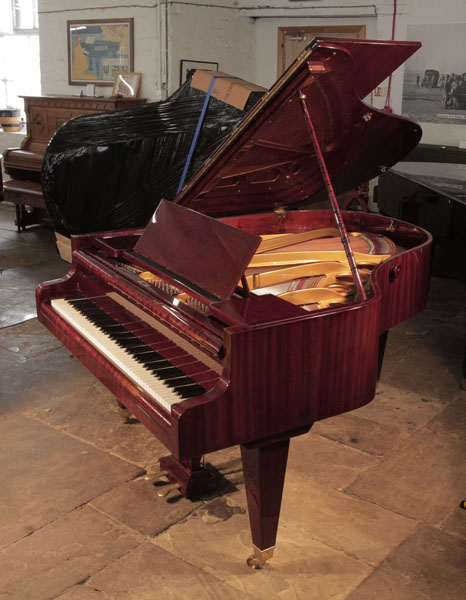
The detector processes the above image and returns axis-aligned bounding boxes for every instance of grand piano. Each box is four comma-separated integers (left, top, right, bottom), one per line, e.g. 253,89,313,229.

36,38,432,567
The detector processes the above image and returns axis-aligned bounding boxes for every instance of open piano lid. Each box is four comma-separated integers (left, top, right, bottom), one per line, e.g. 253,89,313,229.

135,38,422,302
174,38,422,216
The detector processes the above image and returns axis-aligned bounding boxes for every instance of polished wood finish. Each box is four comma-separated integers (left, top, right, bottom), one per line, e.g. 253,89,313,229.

3,95,145,230
36,39,432,564
36,208,432,561
241,425,311,555
176,39,422,217
135,200,261,301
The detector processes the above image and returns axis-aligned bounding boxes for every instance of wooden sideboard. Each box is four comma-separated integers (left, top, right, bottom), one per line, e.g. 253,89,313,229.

2,95,146,231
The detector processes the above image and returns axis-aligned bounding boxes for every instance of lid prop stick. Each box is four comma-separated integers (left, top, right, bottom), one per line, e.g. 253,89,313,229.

298,87,367,302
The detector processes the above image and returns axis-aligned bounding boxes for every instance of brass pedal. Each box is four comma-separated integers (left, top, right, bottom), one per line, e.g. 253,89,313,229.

144,470,168,484
157,482,181,498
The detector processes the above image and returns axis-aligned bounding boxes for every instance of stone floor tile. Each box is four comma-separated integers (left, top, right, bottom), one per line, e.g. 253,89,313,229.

440,506,466,540
0,415,142,548
0,316,62,358
29,383,169,467
379,332,464,402
278,471,416,566
288,432,379,489
0,506,142,600
0,344,96,414
313,413,408,456
354,382,445,433
56,586,105,600
89,541,259,600
347,428,466,525
0,343,24,367
346,524,466,600
0,234,61,270
0,258,69,327
90,478,202,537
204,444,245,495
424,393,466,439
152,506,372,600
0,202,17,233
346,570,430,600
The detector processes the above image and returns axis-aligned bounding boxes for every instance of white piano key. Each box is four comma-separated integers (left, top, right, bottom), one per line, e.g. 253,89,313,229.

51,298,201,412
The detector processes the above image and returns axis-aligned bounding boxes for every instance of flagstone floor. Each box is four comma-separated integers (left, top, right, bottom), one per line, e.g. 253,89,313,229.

1,201,465,600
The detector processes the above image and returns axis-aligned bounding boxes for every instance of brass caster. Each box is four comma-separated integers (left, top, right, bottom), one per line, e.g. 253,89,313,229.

460,499,466,510
247,555,264,569
246,545,274,569
157,482,181,498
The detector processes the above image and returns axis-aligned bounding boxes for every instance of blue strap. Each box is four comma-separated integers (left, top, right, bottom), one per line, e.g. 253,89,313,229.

176,76,218,194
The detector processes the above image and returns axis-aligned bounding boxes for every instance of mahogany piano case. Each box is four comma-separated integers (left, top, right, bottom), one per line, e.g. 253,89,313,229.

36,38,432,567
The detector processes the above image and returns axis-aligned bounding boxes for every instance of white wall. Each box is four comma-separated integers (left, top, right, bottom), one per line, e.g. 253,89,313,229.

38,0,162,101
250,0,466,146
168,3,255,92
35,0,466,145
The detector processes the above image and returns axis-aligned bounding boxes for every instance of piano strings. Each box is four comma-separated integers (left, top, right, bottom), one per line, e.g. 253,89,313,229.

120,227,397,313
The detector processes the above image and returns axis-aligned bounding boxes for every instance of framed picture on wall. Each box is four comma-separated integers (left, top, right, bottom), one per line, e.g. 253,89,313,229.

112,72,141,97
67,18,134,86
180,60,219,85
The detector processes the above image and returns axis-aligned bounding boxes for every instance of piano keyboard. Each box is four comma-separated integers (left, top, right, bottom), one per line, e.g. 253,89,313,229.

51,293,220,412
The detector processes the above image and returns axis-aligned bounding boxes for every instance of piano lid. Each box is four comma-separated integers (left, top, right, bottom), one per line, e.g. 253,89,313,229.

174,38,422,216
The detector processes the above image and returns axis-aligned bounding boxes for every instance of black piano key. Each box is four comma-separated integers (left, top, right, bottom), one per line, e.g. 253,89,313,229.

110,332,140,341
165,376,197,389
176,384,206,399
150,366,185,378
68,298,96,307
84,314,117,324
66,298,209,398
117,340,150,350
130,346,163,356
143,359,173,370
135,351,165,363
75,306,107,315
99,325,130,334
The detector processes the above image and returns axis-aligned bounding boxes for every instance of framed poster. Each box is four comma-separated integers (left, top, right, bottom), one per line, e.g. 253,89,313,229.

112,72,141,97
180,60,219,85
67,18,134,86
402,24,466,124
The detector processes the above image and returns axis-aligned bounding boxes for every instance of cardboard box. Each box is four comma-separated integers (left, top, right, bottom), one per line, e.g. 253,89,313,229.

55,231,72,263
190,70,266,110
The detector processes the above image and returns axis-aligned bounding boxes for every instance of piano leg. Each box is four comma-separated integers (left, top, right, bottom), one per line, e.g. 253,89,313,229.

117,401,131,423
377,331,389,380
241,425,312,568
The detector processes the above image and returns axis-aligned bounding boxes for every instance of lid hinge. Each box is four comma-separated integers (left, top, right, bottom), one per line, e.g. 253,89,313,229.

274,205,287,218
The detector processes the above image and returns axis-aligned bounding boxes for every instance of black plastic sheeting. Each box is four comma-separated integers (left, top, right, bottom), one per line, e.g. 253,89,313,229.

42,73,264,236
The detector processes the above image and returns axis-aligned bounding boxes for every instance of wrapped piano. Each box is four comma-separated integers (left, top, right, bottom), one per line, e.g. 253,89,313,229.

2,95,146,231
36,38,432,567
